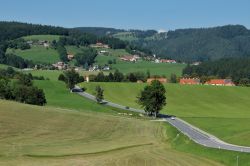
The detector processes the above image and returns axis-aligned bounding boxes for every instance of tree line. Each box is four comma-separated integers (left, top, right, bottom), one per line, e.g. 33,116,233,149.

89,70,153,83
0,67,47,105
182,57,250,86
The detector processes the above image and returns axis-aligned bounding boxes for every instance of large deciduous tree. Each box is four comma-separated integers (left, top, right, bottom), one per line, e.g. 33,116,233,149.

137,80,166,117
75,48,97,67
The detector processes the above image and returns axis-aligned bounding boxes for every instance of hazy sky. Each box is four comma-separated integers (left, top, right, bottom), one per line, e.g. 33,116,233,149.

0,0,250,31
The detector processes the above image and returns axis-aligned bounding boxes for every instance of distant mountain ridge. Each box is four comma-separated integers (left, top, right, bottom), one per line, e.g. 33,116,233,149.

74,25,250,62
1,21,250,63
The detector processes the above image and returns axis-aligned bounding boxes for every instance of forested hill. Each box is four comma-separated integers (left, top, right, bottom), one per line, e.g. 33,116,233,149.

0,22,68,43
73,27,125,36
119,25,250,62
182,57,250,85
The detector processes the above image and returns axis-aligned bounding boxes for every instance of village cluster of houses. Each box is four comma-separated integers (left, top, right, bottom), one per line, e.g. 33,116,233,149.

120,55,140,62
26,40,50,48
146,77,235,86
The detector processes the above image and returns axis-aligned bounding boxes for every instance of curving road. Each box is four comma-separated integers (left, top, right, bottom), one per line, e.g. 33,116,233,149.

74,86,250,153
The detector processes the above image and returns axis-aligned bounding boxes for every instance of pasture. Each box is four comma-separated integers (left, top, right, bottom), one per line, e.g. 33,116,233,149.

79,82,250,146
22,35,61,42
1,99,248,166
7,46,60,64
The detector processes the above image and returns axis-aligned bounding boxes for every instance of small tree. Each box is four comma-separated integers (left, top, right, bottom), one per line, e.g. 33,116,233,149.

137,80,166,117
170,73,177,83
64,69,80,89
95,85,104,103
58,73,66,82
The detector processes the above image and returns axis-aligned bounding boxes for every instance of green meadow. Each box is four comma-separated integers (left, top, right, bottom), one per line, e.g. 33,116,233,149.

22,34,61,42
7,46,60,64
79,82,250,146
1,99,237,166
111,60,185,77
1,69,250,165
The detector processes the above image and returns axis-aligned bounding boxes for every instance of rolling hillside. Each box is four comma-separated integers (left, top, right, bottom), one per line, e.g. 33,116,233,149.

113,25,250,62
79,82,250,146
0,100,226,166
6,35,61,64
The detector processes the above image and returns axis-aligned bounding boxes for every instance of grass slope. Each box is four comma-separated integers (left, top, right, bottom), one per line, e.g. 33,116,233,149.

111,60,185,77
7,46,60,64
22,35,60,42
79,82,250,146
0,100,226,166
0,64,18,70
95,50,185,77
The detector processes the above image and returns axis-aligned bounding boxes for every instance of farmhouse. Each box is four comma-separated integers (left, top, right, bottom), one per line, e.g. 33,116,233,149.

160,59,176,63
99,50,108,54
205,79,235,86
180,78,200,85
191,62,201,66
91,42,109,48
102,66,110,71
67,54,74,60
155,59,160,63
52,62,67,70
147,78,168,84
120,55,140,62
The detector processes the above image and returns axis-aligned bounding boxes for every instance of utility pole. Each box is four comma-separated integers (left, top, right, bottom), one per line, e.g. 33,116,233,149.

236,155,239,166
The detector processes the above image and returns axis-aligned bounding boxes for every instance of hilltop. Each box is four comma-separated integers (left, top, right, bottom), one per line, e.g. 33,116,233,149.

75,25,250,62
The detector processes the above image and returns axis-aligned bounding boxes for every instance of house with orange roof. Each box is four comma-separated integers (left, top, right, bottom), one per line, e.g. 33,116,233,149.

180,78,200,85
205,79,235,86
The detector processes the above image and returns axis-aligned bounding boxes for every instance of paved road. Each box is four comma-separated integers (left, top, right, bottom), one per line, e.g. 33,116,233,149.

74,86,250,153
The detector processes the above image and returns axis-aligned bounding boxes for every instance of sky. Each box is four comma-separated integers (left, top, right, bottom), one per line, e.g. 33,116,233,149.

0,0,250,31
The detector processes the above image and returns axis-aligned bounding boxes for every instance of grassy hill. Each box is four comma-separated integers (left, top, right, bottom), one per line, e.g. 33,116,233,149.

7,46,60,64
22,35,61,42
0,64,18,70
95,54,185,77
93,48,185,77
6,35,61,64
114,25,250,62
0,100,228,166
79,82,250,146
1,69,250,165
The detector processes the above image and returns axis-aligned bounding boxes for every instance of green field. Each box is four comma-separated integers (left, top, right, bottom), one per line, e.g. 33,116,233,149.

2,99,250,166
22,35,61,42
7,45,60,64
1,69,250,165
79,82,250,146
111,60,185,77
0,64,18,70
6,35,61,64
93,47,185,77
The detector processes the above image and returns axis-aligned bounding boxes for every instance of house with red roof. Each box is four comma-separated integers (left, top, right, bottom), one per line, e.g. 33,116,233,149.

180,78,200,85
160,59,177,63
205,79,235,86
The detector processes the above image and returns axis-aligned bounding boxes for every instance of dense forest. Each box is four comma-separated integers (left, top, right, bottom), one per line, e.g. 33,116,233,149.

0,21,68,43
71,25,250,63
183,58,250,85
121,25,250,62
